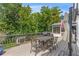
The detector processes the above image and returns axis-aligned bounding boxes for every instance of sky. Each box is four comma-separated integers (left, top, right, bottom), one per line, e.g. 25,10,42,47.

22,3,73,15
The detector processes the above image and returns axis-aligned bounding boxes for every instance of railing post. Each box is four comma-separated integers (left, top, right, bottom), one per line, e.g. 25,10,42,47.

68,7,73,56
16,37,20,45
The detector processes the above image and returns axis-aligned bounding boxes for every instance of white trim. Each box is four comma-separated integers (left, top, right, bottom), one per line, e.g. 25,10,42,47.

0,0,78,3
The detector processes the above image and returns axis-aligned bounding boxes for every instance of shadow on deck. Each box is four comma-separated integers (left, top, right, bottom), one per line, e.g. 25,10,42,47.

41,39,69,56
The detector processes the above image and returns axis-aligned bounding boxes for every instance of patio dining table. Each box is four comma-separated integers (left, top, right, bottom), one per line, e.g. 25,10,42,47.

35,36,53,41
31,35,54,55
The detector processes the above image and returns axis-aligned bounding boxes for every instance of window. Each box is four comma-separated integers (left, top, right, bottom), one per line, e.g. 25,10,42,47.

53,25,60,34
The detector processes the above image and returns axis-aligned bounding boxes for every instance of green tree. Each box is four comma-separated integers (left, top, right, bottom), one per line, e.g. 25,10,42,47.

18,5,32,34
0,4,62,34
40,6,62,31
0,4,21,34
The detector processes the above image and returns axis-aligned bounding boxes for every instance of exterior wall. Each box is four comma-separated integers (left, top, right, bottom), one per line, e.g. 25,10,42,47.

63,12,69,41
75,3,79,51
76,15,79,48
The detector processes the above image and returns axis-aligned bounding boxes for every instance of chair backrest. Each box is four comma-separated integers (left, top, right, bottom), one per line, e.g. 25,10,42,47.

53,37,58,44
31,36,40,46
42,32,49,36
50,33,54,36
50,33,54,39
31,36,36,44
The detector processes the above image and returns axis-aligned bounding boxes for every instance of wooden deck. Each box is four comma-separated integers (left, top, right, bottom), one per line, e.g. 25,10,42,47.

3,30,79,56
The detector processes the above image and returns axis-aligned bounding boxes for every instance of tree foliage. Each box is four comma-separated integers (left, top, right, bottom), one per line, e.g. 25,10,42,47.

0,4,62,34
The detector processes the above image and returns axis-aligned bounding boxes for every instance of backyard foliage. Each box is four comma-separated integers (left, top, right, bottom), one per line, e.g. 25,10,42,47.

0,4,62,34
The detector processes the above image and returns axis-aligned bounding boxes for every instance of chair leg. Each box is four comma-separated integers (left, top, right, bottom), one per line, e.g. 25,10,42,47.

53,44,56,50
35,48,38,56
35,52,37,56
49,47,52,53
30,48,32,53
30,49,32,53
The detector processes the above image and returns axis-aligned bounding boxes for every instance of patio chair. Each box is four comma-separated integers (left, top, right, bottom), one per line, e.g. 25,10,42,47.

41,33,54,52
48,33,54,45
42,32,49,36
30,37,42,56
53,37,58,50
48,34,54,52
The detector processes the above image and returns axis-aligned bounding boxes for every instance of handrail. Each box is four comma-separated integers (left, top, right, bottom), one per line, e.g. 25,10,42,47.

0,32,52,38
0,32,42,37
